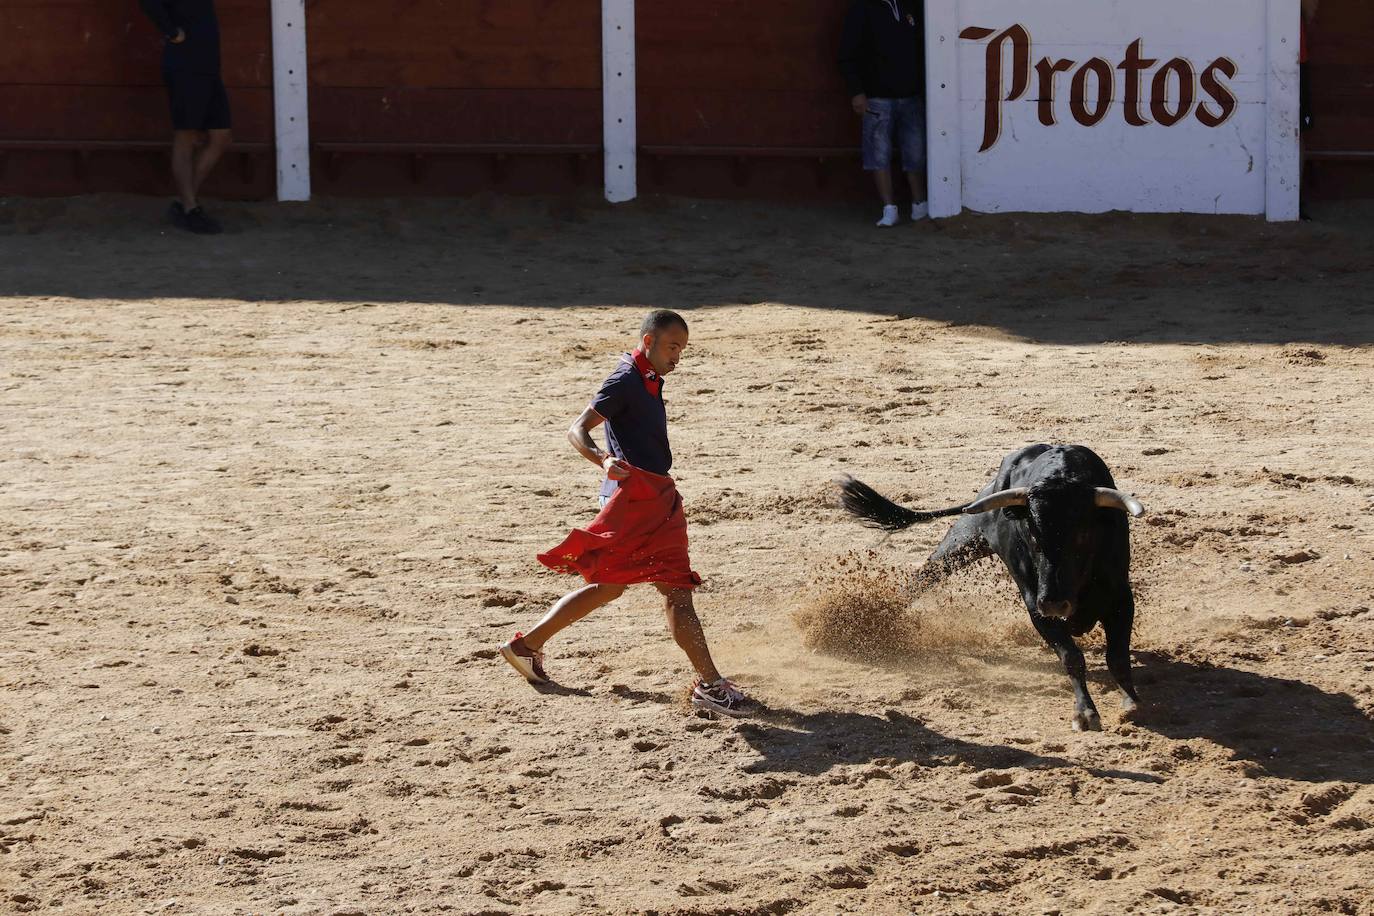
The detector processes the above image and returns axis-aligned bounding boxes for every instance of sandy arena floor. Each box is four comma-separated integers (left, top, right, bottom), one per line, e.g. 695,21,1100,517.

2,194,1373,915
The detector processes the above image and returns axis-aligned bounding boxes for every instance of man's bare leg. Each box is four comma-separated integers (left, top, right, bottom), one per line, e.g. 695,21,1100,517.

193,128,232,199
905,169,927,206
172,130,201,211
655,585,722,683
519,582,626,652
873,168,896,206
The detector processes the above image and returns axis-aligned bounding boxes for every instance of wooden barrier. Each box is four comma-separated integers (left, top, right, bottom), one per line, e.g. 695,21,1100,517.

0,0,272,198
0,0,1369,199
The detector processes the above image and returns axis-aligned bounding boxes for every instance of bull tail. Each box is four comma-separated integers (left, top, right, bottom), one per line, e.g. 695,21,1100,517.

836,476,968,532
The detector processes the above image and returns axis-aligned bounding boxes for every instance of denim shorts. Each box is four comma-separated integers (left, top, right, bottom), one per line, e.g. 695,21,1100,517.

862,96,926,172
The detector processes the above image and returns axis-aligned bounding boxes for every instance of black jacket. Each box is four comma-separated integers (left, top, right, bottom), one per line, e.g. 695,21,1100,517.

140,0,221,74
838,0,925,99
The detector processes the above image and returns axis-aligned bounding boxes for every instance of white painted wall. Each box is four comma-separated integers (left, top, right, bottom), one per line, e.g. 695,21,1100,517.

927,0,1299,220
602,0,637,203
270,0,310,202
925,1,963,219
1265,0,1301,221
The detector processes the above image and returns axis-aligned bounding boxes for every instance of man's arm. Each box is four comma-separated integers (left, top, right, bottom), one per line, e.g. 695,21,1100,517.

569,407,630,479
838,1,868,111
139,0,181,40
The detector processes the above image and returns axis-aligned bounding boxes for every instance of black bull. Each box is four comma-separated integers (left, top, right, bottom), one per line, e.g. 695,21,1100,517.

838,444,1145,731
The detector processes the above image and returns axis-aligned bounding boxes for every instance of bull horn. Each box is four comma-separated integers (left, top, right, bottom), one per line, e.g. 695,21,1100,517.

1095,488,1145,517
963,488,1030,515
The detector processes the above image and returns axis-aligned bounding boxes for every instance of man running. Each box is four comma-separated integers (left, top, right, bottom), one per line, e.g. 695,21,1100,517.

499,310,751,717
139,0,231,234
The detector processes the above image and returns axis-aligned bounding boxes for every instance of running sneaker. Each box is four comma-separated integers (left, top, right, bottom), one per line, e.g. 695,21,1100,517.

168,201,188,228
690,677,751,718
499,633,548,685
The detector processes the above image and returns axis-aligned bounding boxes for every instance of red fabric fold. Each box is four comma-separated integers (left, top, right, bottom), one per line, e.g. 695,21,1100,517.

537,467,700,590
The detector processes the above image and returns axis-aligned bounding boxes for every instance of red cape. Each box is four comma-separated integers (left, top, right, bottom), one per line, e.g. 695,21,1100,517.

537,468,701,590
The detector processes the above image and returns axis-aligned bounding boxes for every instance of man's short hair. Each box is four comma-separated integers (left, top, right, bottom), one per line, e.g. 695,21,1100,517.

640,309,688,338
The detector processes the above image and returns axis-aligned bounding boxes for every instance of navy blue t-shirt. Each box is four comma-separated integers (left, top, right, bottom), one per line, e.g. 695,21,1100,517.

591,357,671,498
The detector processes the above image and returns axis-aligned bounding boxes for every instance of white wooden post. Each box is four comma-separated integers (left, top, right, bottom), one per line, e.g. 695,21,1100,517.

1265,0,1300,221
602,0,636,202
924,0,962,219
271,0,310,201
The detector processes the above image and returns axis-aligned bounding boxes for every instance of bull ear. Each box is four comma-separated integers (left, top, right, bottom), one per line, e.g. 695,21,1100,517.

1094,488,1145,517
963,488,1030,515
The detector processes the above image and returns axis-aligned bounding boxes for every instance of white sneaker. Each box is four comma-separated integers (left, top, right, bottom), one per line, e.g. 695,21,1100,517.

875,205,900,228
911,202,929,221
499,633,549,685
691,678,752,718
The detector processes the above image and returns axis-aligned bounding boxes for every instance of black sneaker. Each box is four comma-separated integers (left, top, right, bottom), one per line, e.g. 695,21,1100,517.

183,206,223,235
168,201,188,228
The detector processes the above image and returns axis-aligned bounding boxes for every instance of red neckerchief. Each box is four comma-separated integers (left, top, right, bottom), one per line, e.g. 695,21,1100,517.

627,348,662,396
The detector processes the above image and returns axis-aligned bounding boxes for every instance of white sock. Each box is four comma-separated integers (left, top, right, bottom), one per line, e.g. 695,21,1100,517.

876,204,900,227
911,202,929,221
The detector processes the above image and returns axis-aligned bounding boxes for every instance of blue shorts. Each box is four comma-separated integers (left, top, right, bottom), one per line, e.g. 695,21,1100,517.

861,96,925,173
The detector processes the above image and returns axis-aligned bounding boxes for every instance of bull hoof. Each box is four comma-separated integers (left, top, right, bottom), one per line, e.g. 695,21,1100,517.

1072,710,1103,732
1120,695,1141,719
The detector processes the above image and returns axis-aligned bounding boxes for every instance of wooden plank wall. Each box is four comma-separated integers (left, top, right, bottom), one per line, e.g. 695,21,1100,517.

305,0,603,195
639,0,852,148
1305,0,1374,197
0,0,1370,199
636,0,869,199
0,0,273,197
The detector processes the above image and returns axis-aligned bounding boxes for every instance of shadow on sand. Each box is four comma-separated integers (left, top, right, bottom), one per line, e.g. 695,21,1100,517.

2,194,1372,345
737,705,1164,784
735,647,1374,785
1128,649,1374,784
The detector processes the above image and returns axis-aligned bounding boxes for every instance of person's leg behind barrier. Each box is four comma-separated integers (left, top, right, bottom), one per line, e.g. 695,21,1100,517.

896,96,928,219
862,98,899,225
170,130,200,216
192,77,233,196
165,71,230,232
194,128,233,195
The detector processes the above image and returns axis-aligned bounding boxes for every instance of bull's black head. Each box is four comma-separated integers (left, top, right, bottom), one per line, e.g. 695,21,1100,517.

963,484,1144,621
1025,483,1102,619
